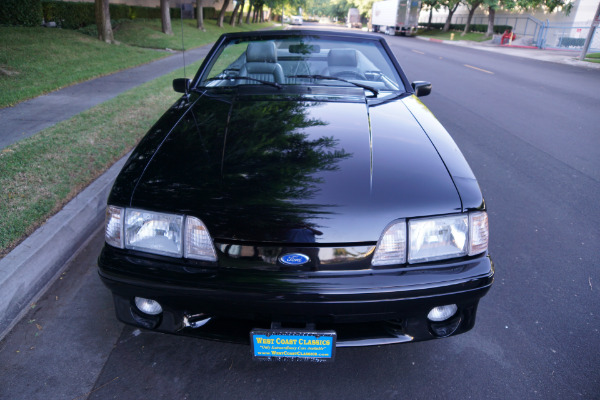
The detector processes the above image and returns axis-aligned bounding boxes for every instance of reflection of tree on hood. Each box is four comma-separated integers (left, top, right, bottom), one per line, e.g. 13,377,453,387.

213,98,351,240
222,99,349,203
133,94,351,241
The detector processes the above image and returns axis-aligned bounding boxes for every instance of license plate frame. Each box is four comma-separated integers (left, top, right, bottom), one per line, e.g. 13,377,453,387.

250,329,336,362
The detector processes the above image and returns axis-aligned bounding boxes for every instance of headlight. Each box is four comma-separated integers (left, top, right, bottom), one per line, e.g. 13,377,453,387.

125,209,183,257
184,216,217,261
105,206,217,261
372,220,406,266
469,211,488,256
105,206,124,248
409,215,468,263
371,212,488,266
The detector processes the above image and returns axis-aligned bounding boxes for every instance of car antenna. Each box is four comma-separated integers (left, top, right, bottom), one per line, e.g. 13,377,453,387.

179,3,189,98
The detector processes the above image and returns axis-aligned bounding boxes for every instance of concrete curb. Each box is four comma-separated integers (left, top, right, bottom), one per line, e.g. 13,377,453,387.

0,154,128,341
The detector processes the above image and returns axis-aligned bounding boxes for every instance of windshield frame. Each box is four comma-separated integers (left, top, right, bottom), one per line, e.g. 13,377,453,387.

190,30,412,97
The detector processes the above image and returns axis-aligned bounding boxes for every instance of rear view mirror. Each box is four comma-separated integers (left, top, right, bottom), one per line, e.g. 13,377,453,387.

173,78,191,93
289,44,321,54
411,81,432,97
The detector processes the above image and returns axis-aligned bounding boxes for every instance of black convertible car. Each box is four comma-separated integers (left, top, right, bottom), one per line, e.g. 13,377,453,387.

99,30,493,361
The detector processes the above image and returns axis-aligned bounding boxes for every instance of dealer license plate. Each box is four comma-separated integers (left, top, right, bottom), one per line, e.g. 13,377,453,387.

250,329,336,362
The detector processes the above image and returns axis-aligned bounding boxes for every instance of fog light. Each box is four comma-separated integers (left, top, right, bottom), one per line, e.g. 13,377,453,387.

134,297,163,315
427,304,458,322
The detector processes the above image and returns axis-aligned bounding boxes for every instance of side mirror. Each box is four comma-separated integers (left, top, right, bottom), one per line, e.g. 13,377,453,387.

411,81,432,97
173,78,191,93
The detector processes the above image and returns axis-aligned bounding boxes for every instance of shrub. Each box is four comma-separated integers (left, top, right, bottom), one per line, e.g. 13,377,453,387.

41,1,182,29
420,22,512,34
203,8,217,19
42,1,95,29
0,0,43,27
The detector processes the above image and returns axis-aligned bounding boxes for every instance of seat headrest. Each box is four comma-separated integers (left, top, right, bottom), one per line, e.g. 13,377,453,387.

328,49,358,67
246,42,278,63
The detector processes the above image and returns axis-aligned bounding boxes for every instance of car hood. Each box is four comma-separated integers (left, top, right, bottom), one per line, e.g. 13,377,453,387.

120,92,462,243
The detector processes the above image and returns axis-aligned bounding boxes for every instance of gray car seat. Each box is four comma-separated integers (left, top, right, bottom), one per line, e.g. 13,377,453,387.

239,42,285,84
323,49,366,80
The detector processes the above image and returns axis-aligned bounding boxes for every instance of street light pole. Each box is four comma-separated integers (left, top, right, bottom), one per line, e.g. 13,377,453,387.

579,1,600,61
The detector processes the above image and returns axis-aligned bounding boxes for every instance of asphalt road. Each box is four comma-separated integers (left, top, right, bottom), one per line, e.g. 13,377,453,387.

1,31,599,400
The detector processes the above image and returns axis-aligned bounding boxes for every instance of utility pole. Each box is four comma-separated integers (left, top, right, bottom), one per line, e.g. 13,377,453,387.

579,1,600,61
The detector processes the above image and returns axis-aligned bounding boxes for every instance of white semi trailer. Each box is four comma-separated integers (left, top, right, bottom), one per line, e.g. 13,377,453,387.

371,0,421,36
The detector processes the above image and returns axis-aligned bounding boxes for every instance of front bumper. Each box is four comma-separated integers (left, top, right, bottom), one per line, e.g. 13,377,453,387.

98,246,494,346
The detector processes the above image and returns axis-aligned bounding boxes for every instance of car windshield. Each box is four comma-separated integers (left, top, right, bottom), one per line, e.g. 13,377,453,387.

198,34,404,96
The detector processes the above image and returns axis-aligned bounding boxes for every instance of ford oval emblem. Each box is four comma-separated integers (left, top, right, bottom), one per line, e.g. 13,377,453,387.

279,253,310,265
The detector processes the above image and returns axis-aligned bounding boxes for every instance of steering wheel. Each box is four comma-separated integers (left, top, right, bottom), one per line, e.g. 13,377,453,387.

331,70,366,80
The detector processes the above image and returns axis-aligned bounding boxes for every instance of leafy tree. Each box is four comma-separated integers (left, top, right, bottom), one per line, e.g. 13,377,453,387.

95,0,113,43
326,0,355,21
197,0,206,30
161,0,173,35
217,0,231,26
238,0,246,23
483,0,501,38
254,0,265,22
462,0,482,35
482,0,572,38
245,0,254,23
230,0,242,25
440,0,461,31
422,0,441,30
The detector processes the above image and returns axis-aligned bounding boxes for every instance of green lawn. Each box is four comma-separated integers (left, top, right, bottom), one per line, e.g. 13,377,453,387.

0,19,275,108
417,29,489,42
110,18,275,50
0,26,162,108
0,61,200,256
584,52,600,63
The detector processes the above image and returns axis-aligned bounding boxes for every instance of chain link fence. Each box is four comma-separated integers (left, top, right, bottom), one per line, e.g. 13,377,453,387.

420,14,600,52
537,22,600,52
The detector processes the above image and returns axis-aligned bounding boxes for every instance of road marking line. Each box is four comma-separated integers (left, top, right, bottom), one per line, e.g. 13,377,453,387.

412,49,425,55
464,64,494,74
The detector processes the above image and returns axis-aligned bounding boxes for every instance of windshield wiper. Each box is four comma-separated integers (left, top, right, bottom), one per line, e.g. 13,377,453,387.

204,76,282,89
289,74,378,96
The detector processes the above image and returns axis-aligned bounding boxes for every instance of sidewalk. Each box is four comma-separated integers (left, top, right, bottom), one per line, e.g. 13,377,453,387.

0,44,212,340
415,35,600,70
0,44,212,149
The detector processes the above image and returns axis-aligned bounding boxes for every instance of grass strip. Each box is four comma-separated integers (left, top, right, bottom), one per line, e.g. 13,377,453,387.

0,60,201,257
584,52,600,63
0,19,276,108
417,29,489,42
111,18,276,51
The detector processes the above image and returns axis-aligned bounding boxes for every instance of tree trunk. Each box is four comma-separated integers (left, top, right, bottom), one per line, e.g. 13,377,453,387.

462,2,481,36
485,6,495,38
442,3,459,32
95,0,113,43
245,2,253,24
217,0,231,27
237,0,245,24
427,7,433,30
161,0,173,35
196,0,205,30
230,2,240,25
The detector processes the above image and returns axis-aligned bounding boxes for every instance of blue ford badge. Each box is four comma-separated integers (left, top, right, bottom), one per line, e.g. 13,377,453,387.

279,253,310,265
